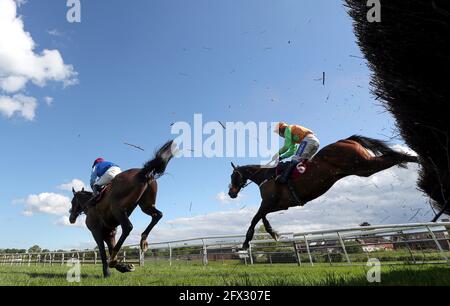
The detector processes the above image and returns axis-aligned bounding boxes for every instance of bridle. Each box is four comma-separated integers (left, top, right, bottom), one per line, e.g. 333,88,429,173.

70,192,89,218
230,166,264,191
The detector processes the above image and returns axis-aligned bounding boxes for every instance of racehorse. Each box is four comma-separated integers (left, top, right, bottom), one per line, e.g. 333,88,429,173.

228,135,419,249
69,141,175,277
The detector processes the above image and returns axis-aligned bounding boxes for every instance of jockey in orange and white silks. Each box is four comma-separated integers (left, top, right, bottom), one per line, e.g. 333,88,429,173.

271,122,320,184
90,158,122,196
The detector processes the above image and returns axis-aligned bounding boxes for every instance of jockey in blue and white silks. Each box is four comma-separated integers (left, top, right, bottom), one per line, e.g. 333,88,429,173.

90,158,122,196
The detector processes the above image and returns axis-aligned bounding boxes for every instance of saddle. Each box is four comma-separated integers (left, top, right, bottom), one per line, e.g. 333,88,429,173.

275,162,305,181
93,184,111,204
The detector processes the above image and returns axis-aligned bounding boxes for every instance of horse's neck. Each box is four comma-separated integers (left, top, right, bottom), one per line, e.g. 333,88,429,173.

79,193,93,212
241,166,267,185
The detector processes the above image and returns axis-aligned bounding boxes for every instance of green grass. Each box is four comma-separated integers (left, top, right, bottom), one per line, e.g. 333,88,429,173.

1,261,450,286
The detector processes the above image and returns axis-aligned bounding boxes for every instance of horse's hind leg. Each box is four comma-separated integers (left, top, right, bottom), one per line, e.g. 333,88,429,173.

355,154,416,178
140,206,163,252
138,183,162,252
109,211,133,268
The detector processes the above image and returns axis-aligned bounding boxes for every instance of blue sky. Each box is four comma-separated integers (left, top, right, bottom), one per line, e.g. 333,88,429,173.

0,0,431,250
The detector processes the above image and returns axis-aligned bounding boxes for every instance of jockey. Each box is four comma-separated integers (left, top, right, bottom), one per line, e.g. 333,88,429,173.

272,122,320,184
90,158,122,196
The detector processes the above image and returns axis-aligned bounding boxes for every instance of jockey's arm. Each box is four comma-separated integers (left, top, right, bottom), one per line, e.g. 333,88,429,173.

280,143,297,160
90,167,98,188
278,126,296,160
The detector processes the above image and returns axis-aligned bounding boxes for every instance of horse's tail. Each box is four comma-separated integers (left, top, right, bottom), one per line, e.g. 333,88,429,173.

139,140,176,180
347,135,393,157
347,135,418,166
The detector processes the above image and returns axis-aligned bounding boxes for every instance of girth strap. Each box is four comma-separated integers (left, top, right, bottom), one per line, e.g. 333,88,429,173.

287,181,304,207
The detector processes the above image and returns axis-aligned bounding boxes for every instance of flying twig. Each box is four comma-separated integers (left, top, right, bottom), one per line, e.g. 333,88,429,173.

408,208,422,221
124,142,145,152
349,55,365,60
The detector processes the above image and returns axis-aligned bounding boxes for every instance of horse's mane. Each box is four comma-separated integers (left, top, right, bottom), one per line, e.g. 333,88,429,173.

78,190,93,196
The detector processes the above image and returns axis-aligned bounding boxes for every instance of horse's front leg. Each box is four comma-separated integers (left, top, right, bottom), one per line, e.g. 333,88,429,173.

262,215,280,241
242,208,264,250
104,229,116,258
109,211,133,268
140,207,163,252
92,230,110,278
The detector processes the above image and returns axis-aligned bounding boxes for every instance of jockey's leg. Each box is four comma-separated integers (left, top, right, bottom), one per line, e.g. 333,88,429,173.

276,134,320,184
92,184,103,197
276,139,308,184
276,160,298,184
295,134,321,173
92,166,122,197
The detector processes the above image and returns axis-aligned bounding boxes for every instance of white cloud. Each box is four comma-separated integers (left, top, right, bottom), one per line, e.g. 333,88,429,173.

55,215,86,228
0,0,78,92
47,29,62,37
44,96,53,106
14,0,27,7
0,0,78,121
216,191,244,205
58,179,88,192
0,94,37,120
21,192,71,216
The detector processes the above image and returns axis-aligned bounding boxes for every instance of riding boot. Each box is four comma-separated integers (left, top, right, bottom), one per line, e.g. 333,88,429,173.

276,161,298,184
92,185,102,201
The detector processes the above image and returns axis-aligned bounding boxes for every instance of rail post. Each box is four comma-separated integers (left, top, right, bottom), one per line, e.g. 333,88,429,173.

28,254,32,267
94,251,97,265
139,247,145,267
337,231,351,264
426,225,449,263
202,239,208,266
304,235,314,266
293,242,302,266
168,243,172,267
61,253,64,266
400,230,417,264
248,243,254,265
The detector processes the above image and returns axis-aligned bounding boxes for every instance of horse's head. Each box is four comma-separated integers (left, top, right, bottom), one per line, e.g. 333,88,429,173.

228,162,248,199
69,187,92,224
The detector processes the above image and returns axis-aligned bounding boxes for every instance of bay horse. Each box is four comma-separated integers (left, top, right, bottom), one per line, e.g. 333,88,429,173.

228,135,419,249
69,141,175,277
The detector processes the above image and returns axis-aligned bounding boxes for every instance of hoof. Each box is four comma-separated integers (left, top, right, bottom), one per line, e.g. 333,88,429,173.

109,260,118,268
140,239,148,252
271,232,281,241
103,270,111,278
115,263,135,273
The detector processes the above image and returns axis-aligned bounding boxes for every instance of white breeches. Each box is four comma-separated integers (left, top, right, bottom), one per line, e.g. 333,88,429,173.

292,134,320,162
94,166,122,187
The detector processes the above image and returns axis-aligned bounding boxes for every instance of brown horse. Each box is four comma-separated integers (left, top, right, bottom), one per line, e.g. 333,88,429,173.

228,135,419,249
69,141,175,277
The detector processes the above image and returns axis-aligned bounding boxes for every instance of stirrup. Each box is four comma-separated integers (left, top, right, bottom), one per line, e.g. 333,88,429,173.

275,175,287,184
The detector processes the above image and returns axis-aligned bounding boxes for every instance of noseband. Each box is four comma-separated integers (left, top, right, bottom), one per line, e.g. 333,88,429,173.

71,192,89,217
231,167,263,191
